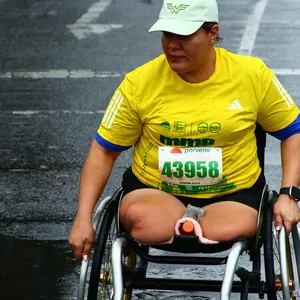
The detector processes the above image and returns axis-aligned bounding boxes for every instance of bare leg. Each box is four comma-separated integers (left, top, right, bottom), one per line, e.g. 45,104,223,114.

119,189,186,244
200,201,258,241
120,189,258,244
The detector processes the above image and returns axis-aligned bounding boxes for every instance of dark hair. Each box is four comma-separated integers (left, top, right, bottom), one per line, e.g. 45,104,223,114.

201,22,223,44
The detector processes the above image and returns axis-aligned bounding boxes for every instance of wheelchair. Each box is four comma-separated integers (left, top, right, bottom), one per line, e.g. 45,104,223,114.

76,125,300,299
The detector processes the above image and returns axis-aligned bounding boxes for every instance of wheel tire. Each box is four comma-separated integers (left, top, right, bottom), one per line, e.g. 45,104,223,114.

264,193,296,299
264,194,278,299
87,197,119,300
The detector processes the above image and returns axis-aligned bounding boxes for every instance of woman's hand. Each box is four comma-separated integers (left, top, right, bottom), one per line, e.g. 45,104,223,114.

273,194,300,235
68,216,94,260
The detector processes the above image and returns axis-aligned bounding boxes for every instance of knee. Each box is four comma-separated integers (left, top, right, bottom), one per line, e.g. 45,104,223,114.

119,201,148,231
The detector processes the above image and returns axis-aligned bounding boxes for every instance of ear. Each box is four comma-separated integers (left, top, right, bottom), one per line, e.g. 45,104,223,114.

209,24,219,41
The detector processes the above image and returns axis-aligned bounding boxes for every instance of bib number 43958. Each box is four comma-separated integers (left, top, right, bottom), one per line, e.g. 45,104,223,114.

162,160,220,178
159,147,222,186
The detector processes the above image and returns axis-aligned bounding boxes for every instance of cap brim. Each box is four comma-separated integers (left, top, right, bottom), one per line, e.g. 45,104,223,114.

149,19,204,36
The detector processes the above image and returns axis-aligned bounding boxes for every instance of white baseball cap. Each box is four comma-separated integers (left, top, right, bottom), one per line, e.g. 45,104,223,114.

149,0,219,36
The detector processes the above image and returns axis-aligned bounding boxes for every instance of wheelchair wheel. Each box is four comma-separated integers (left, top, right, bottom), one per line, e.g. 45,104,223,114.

87,196,136,300
87,197,117,299
264,195,299,299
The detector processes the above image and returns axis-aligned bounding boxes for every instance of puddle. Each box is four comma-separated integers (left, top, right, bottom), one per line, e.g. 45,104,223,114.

0,234,80,300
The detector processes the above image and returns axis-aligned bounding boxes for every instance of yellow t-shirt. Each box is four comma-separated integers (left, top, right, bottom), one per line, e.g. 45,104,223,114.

98,48,299,197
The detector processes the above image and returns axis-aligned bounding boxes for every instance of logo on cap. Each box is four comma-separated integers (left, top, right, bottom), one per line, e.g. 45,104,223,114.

166,3,189,14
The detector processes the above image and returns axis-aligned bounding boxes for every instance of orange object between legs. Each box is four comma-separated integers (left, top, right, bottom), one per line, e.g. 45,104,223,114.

180,221,195,235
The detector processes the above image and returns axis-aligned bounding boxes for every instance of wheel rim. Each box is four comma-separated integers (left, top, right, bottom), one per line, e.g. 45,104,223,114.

264,196,296,300
87,199,118,300
97,218,116,299
271,222,295,299
87,202,135,300
96,224,136,300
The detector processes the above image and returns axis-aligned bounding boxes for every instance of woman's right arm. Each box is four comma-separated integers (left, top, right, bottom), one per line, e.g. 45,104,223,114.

68,139,120,260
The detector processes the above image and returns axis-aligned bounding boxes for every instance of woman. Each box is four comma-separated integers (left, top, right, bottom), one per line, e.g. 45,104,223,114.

69,0,300,260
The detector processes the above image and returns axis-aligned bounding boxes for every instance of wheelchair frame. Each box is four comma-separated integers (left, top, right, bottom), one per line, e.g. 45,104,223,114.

77,125,300,300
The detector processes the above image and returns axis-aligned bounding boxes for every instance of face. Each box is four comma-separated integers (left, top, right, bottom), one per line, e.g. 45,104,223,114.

161,26,218,76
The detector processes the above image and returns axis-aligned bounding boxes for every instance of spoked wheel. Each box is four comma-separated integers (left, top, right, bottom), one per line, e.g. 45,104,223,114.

87,197,118,300
86,196,137,300
264,194,299,299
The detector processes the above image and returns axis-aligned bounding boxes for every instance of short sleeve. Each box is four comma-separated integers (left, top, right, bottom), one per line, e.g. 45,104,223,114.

257,62,299,132
97,72,143,147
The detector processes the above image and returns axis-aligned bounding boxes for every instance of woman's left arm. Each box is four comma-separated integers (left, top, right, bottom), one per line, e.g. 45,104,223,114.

274,133,300,235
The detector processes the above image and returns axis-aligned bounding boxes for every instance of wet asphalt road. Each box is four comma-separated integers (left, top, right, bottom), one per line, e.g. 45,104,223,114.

1,0,300,299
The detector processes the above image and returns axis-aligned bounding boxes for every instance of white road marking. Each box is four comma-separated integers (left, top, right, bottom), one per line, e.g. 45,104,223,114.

239,0,269,55
0,70,123,79
0,69,300,79
67,0,123,39
272,69,300,76
4,110,106,115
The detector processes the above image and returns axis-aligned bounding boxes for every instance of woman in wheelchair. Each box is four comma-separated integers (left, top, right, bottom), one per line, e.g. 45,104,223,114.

68,0,300,262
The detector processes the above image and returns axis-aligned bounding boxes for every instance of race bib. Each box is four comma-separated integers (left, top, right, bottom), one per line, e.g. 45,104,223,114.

158,147,223,186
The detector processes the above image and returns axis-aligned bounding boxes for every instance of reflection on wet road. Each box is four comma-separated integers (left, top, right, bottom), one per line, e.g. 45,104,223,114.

0,235,80,300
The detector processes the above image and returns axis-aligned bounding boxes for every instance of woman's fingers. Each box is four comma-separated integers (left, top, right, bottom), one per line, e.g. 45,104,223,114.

283,220,293,236
68,220,94,260
82,236,94,260
274,211,283,232
273,195,300,235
